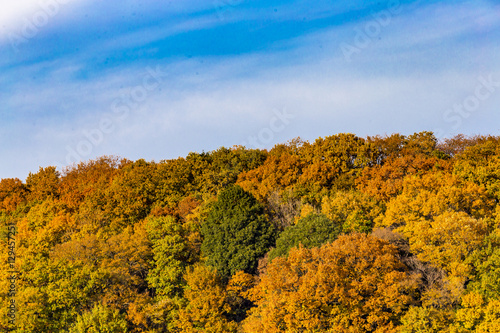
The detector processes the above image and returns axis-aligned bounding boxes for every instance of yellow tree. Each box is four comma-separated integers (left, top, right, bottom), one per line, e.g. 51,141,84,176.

379,172,494,309
176,264,237,333
26,166,60,201
299,133,376,195
453,139,500,201
451,293,500,332
321,190,383,233
436,134,497,156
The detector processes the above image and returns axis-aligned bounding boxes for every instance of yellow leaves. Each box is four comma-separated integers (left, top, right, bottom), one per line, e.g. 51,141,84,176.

26,166,60,201
294,203,316,224
15,200,75,256
372,170,496,316
480,301,500,332
380,172,495,229
69,303,129,333
33,214,75,252
227,271,255,298
402,211,486,276
4,133,500,331
399,306,452,332
176,265,237,333
321,190,383,233
45,225,153,329
379,172,491,290
452,293,500,333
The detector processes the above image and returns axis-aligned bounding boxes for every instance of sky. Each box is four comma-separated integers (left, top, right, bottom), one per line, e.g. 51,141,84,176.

1,0,499,180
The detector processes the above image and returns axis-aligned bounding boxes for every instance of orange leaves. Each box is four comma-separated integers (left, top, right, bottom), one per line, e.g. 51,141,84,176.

0,178,27,213
243,234,416,333
238,134,375,203
356,154,450,201
3,132,500,331
227,271,255,299
357,132,456,202
58,156,122,210
237,153,304,201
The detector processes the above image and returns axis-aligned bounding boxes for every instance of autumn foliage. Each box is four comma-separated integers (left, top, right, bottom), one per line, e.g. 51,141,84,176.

1,132,500,332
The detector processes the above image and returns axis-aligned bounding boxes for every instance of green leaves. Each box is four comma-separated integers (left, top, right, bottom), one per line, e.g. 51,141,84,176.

201,185,275,279
146,216,197,299
269,212,341,260
2,133,500,331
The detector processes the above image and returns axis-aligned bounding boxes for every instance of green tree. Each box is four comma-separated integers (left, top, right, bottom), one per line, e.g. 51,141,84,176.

269,212,341,260
146,216,198,299
201,185,275,279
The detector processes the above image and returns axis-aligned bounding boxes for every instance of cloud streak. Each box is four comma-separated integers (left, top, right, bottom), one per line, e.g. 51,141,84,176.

1,0,499,179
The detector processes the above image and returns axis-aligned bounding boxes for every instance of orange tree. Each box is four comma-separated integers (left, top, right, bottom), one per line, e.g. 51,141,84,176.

0,178,27,213
243,233,417,332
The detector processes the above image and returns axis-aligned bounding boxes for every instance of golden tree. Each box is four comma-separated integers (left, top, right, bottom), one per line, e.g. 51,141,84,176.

243,233,416,332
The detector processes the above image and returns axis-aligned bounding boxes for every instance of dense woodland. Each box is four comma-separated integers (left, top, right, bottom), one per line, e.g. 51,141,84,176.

2,132,500,332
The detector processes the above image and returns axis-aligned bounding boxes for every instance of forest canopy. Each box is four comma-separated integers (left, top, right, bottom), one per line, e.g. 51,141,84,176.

2,132,500,332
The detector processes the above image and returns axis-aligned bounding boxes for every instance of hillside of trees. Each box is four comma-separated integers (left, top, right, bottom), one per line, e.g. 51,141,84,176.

2,132,500,332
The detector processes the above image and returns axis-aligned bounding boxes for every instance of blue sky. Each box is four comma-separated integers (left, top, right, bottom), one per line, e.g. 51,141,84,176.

1,0,499,180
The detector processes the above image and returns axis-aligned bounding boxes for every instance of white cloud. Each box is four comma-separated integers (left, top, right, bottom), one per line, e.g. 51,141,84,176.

0,0,45,25
2,0,500,179
0,0,87,41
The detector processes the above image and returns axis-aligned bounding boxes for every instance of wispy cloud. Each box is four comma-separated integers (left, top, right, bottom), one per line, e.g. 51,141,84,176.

1,0,499,179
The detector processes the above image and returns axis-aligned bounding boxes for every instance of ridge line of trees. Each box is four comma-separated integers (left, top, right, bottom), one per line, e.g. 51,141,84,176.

1,132,500,332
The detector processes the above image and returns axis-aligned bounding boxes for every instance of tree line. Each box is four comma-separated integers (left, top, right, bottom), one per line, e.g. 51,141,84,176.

1,132,500,332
